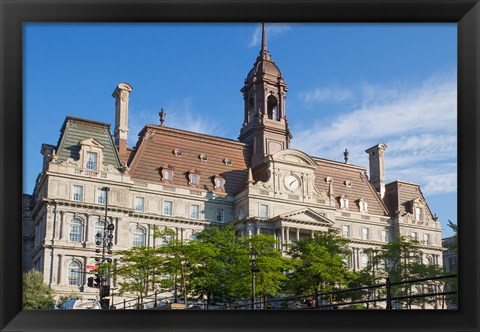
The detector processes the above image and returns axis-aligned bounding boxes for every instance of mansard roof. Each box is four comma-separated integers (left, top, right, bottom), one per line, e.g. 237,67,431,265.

127,125,249,195
384,180,436,220
55,116,122,168
311,156,390,217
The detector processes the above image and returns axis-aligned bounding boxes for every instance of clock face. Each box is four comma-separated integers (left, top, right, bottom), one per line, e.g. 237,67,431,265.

284,175,300,191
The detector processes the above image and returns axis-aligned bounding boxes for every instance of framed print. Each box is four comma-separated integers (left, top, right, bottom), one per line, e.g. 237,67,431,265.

1,1,479,332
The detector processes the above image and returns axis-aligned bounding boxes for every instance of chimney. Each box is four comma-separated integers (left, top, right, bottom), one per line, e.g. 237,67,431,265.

112,83,133,154
365,143,387,198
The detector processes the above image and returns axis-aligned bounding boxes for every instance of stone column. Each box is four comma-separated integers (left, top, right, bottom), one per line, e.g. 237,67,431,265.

85,215,90,243
285,227,290,251
59,211,65,240
57,254,63,285
296,228,300,241
280,227,285,252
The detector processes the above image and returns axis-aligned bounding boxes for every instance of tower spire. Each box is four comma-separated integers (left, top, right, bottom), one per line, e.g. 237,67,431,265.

260,23,270,60
261,23,267,53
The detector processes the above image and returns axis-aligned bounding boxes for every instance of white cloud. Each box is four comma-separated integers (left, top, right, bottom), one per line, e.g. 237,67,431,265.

249,24,291,48
292,74,457,196
299,87,353,103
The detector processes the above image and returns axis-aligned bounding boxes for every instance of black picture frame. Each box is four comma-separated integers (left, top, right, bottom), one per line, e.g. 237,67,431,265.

1,1,478,331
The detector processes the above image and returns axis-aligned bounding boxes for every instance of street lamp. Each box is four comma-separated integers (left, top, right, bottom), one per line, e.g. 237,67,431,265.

249,247,260,309
97,186,115,308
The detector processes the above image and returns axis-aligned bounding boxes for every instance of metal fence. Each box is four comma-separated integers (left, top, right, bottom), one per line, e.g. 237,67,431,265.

111,274,457,310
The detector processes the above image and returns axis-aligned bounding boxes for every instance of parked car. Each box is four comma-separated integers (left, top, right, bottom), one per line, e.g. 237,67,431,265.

56,298,101,310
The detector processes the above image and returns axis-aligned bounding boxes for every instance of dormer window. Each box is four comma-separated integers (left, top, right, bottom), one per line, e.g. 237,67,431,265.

188,170,201,187
213,175,225,190
339,195,349,210
86,152,98,170
358,198,368,213
160,164,175,183
78,138,104,172
411,198,426,222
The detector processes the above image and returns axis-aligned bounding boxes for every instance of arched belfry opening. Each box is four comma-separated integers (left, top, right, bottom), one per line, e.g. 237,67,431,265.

239,23,292,167
248,95,255,122
267,95,279,120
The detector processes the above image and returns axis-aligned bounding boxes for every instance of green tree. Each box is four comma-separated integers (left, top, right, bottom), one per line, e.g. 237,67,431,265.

115,246,165,307
23,269,55,309
349,247,386,308
244,234,292,308
187,225,247,307
288,229,354,303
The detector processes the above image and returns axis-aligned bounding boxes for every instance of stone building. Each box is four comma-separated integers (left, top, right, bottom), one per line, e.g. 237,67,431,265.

23,24,444,302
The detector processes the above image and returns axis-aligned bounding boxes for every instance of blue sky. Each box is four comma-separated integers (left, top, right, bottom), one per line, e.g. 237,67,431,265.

24,23,457,237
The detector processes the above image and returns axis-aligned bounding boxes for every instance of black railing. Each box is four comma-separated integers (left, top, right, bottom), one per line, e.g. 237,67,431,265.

111,274,457,310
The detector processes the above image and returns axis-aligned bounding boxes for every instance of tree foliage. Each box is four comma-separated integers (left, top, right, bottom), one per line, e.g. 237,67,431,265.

23,269,55,309
287,229,354,297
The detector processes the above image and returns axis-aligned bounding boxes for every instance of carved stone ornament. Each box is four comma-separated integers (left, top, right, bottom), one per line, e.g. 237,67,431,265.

223,158,232,166
62,158,80,167
199,154,208,161
143,129,156,141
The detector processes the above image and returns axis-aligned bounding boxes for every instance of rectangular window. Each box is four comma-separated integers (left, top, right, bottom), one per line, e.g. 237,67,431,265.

342,225,350,237
190,205,200,219
134,197,145,212
86,151,98,170
72,185,83,201
362,228,369,240
415,207,423,221
259,204,269,218
216,208,224,222
423,233,430,245
191,174,198,185
164,169,172,181
97,188,106,204
381,230,388,242
163,201,173,216
411,231,418,240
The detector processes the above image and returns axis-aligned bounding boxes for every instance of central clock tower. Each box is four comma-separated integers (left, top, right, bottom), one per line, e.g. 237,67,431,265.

239,23,292,168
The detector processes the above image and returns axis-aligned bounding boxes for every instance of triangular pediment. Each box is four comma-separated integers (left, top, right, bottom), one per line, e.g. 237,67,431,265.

275,208,334,225
79,138,104,149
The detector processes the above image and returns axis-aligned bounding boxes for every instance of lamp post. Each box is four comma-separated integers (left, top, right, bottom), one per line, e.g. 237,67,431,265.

249,247,260,309
94,186,115,309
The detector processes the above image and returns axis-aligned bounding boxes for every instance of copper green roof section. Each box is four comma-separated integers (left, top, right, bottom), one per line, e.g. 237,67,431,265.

55,116,122,169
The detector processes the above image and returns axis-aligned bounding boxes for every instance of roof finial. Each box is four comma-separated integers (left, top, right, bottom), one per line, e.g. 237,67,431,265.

159,108,166,126
260,22,270,59
344,148,349,164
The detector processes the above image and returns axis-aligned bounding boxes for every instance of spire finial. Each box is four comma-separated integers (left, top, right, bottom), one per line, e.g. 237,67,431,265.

261,23,267,53
344,148,349,164
259,22,270,60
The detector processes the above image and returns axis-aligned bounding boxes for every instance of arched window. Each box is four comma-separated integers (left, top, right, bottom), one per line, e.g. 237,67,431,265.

67,261,82,286
69,218,83,242
267,95,279,120
94,220,105,244
132,226,146,247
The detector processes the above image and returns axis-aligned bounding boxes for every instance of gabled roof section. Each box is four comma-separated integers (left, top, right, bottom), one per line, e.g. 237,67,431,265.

272,208,335,226
128,125,249,195
311,156,390,217
55,116,122,168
